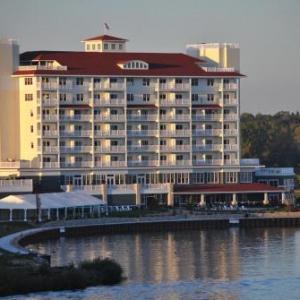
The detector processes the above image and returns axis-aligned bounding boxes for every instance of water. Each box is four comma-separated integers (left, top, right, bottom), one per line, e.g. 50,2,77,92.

4,227,300,299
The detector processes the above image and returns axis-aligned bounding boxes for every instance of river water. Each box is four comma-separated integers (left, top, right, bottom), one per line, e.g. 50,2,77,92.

4,227,300,300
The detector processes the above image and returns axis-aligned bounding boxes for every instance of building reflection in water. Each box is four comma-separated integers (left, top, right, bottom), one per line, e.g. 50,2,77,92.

28,227,298,289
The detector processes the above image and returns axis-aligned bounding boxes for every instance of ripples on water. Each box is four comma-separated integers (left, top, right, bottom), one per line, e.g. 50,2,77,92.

4,228,300,300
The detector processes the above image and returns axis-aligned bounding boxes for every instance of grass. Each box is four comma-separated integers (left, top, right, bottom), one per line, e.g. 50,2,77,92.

0,256,124,296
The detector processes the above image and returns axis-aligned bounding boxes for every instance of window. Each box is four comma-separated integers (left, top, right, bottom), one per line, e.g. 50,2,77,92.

175,94,183,100
159,79,166,84
141,140,148,145
143,78,150,86
25,78,33,85
192,94,198,101
176,124,183,130
160,155,167,161
224,93,230,99
224,79,230,84
87,44,90,50
111,109,118,115
176,140,183,145
60,93,67,101
175,78,182,84
76,78,84,85
25,94,33,101
160,124,166,130
30,110,33,117
59,78,66,85
119,44,123,50
110,94,118,99
94,78,101,83
191,78,198,86
97,44,101,50
159,94,166,100
76,94,84,101
160,140,166,145
30,125,34,133
207,79,214,86
127,93,134,101
110,78,117,83
92,44,95,50
111,140,118,146
127,78,134,85
42,77,49,83
207,94,214,101
143,94,150,102
111,43,116,50
176,155,183,160
31,142,34,149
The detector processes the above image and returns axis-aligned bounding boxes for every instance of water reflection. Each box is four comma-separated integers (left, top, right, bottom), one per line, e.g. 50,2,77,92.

28,227,299,287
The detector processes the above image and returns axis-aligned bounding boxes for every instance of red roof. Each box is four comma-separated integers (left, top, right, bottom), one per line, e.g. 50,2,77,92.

15,51,243,77
82,34,128,42
174,183,282,194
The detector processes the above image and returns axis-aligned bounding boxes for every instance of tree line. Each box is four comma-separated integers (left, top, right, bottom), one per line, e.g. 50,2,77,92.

240,112,300,168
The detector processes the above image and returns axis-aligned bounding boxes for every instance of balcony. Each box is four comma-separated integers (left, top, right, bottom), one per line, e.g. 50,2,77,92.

240,158,260,166
224,129,238,136
38,98,59,106
192,114,222,122
128,160,159,167
38,146,59,153
158,83,190,91
94,146,125,153
193,159,223,166
223,83,238,91
160,129,190,137
39,130,58,137
94,99,125,106
94,114,125,122
223,98,238,106
41,83,59,90
0,179,33,193
224,159,239,165
160,145,190,152
160,160,191,167
42,161,60,168
61,161,93,168
94,83,125,91
95,161,126,168
192,144,222,152
224,144,239,151
127,114,158,122
127,99,157,106
128,145,158,152
95,130,126,137
127,130,158,137
60,146,93,153
160,114,190,122
192,129,222,136
224,114,238,121
160,98,190,106
59,98,92,106
60,115,92,122
40,115,58,122
60,130,92,137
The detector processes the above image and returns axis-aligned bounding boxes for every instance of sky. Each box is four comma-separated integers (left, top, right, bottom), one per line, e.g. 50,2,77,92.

0,0,299,114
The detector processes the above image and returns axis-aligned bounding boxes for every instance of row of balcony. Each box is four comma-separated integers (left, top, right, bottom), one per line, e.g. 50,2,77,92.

40,159,240,169
38,144,239,154
39,114,238,122
39,129,238,138
40,82,239,92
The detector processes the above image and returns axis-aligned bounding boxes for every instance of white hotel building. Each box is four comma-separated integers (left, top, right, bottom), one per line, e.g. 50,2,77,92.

0,34,293,206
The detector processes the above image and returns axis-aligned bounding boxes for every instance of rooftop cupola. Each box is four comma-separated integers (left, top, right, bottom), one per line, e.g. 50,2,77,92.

81,34,128,52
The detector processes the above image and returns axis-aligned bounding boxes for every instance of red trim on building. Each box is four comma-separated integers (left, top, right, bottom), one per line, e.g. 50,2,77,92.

174,183,282,194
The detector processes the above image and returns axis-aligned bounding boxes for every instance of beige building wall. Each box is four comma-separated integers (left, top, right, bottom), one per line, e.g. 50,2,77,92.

0,39,20,161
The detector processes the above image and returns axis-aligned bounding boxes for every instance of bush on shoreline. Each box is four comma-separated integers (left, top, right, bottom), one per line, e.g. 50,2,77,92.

0,256,124,296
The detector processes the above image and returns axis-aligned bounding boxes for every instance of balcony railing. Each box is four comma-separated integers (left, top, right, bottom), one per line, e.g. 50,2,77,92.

223,83,238,90
160,99,190,106
94,99,125,106
38,146,59,153
160,145,190,152
94,115,125,122
40,115,58,122
158,83,190,91
160,160,191,167
160,129,190,137
95,161,126,168
127,99,157,106
224,159,239,165
60,161,93,168
0,179,33,193
224,144,238,151
94,83,125,91
38,98,59,106
39,130,58,137
193,159,223,166
192,114,222,122
224,129,238,136
192,129,222,136
223,98,238,105
41,83,59,90
60,146,93,153
60,115,92,122
42,162,60,168
94,146,126,153
192,144,222,151
128,145,158,152
127,130,158,137
127,114,158,121
94,130,126,137
128,160,159,167
160,114,190,122
224,114,238,121
60,130,92,137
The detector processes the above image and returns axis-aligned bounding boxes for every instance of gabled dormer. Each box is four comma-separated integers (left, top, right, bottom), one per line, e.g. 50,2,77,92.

81,34,128,52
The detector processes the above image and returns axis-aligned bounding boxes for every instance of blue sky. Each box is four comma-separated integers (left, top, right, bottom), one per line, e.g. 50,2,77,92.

1,0,299,113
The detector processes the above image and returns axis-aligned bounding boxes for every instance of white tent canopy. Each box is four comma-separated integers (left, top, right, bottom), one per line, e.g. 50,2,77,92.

0,192,105,210
0,194,36,210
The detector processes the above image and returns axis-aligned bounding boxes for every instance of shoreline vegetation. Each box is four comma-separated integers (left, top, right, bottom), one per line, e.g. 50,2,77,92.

0,254,124,296
0,222,124,297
